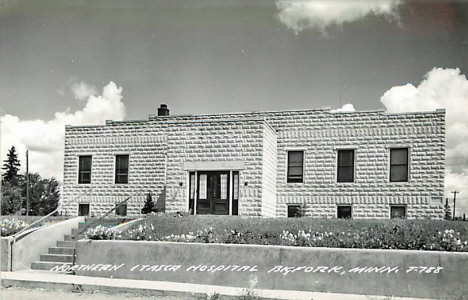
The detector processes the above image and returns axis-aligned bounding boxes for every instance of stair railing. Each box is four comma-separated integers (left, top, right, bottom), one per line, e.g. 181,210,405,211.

70,187,144,273
11,187,93,242
8,187,93,272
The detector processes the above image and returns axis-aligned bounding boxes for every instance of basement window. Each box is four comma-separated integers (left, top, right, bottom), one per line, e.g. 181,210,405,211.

337,205,352,219
78,203,90,216
115,203,127,216
390,205,406,219
287,204,302,218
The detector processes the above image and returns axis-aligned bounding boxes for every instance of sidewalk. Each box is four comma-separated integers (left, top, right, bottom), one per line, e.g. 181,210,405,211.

1,270,434,300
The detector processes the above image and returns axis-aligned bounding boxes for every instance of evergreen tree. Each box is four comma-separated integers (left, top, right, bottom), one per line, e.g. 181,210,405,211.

141,192,157,214
444,198,452,220
1,181,23,215
2,146,21,184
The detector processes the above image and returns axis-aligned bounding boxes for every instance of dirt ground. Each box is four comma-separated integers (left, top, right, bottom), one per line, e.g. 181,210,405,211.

0,286,200,300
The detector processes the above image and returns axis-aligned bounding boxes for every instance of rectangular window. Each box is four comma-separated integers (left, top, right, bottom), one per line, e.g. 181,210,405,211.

115,155,129,184
78,203,90,216
115,203,127,216
189,172,196,214
390,148,409,182
78,156,92,184
232,171,239,215
287,151,304,183
220,174,228,200
287,204,302,218
199,174,207,199
390,205,406,219
337,150,354,183
337,205,352,219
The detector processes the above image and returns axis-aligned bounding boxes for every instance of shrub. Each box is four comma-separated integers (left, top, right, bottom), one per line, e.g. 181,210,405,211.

0,219,29,236
84,225,115,240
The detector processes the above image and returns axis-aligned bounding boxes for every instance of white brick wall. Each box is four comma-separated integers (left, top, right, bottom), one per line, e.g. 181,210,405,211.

63,108,445,219
261,123,277,217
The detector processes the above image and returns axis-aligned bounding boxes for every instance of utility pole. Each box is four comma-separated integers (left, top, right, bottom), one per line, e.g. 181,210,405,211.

26,150,30,216
451,191,460,220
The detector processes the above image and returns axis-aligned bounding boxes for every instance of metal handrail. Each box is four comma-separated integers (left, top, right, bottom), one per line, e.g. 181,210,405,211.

71,187,144,240
70,187,144,274
12,187,93,241
9,187,92,272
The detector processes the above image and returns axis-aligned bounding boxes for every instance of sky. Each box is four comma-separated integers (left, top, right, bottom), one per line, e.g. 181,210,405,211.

1,0,467,216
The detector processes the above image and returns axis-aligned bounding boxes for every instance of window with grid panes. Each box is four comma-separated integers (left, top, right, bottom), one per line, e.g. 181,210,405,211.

337,150,354,182
390,148,409,182
287,151,304,183
115,155,129,184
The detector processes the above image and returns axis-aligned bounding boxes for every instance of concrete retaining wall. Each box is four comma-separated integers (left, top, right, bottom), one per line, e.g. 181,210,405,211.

70,240,468,299
11,216,84,271
1,236,13,271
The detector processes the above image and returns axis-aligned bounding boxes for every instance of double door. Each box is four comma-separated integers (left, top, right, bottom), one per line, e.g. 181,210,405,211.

196,171,230,215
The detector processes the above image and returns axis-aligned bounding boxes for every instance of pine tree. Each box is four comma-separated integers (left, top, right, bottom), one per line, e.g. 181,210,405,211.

2,146,21,184
444,198,452,220
141,192,157,214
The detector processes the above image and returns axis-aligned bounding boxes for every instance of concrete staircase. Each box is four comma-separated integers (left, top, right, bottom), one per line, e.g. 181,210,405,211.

30,218,131,271
30,222,88,271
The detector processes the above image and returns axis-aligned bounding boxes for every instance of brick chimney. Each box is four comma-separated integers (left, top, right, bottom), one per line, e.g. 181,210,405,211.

157,104,170,116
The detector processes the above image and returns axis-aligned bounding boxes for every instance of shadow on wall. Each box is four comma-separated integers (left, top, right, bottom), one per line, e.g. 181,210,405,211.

155,186,166,213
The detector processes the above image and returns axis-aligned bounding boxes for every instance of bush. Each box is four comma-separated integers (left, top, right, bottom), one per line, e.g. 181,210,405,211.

116,216,468,252
1,219,29,236
84,225,116,240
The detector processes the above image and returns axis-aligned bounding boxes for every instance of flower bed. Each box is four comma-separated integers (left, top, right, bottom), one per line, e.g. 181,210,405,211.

0,219,29,237
92,215,468,252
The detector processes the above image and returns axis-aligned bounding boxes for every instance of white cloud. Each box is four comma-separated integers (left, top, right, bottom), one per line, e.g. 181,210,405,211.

331,103,356,113
277,0,401,34
381,67,468,216
1,81,125,182
71,81,98,100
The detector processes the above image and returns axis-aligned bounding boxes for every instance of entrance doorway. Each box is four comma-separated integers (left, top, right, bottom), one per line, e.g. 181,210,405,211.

189,171,239,215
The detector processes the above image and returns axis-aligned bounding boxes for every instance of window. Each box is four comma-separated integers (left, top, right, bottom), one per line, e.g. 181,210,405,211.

390,205,406,219
337,205,352,218
115,203,127,216
287,204,302,218
390,148,408,182
115,155,129,184
287,151,304,183
337,150,354,182
189,172,196,214
78,203,90,216
78,156,92,184
232,171,239,215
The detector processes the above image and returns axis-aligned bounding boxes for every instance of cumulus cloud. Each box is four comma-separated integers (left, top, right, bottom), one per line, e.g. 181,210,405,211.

1,81,125,182
277,0,401,34
71,81,98,100
381,67,468,216
331,103,356,113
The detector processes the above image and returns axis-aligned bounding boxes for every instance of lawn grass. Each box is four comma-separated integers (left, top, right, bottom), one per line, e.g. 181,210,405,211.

113,215,468,252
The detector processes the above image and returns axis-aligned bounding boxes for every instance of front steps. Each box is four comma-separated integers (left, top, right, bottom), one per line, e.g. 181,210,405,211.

30,223,88,271
30,218,131,272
